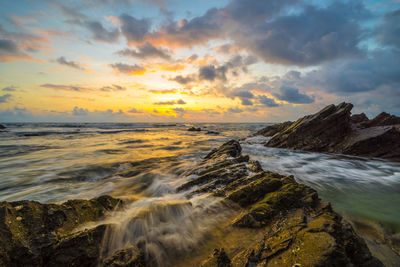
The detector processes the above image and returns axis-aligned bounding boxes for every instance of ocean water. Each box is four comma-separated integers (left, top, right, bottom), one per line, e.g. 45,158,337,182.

0,123,399,264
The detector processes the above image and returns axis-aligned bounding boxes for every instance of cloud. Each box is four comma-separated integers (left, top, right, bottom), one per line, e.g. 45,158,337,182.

0,38,33,62
240,98,253,106
100,84,126,91
258,95,279,107
117,42,171,60
0,94,12,103
56,56,85,70
109,63,146,75
148,89,177,94
273,86,315,104
83,21,120,43
119,14,151,45
40,84,92,92
127,108,141,113
170,55,257,85
72,106,88,116
153,99,186,105
138,0,368,66
374,9,400,49
40,83,127,92
2,86,17,92
227,107,243,113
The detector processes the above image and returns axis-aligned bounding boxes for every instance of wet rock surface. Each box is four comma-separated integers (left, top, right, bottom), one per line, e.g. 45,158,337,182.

256,102,400,161
188,127,202,132
0,140,384,266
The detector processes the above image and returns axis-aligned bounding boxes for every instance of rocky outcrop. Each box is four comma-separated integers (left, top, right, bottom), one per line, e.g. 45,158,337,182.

179,140,383,267
0,124,5,130
0,140,384,266
256,102,400,161
254,121,292,137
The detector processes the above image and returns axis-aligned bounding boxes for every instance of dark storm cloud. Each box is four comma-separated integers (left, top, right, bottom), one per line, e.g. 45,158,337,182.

374,9,400,49
119,14,151,45
258,95,279,107
273,86,315,104
117,42,171,60
56,56,85,70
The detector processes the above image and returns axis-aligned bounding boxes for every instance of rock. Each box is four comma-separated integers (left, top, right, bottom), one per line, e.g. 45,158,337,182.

0,141,385,266
0,124,5,130
178,141,383,267
361,112,400,127
266,102,353,152
102,246,145,267
263,102,400,161
201,248,231,267
254,121,293,137
206,130,220,135
351,113,369,124
0,195,122,266
188,127,201,131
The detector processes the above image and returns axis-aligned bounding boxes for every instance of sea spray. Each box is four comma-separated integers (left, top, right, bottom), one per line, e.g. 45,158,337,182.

98,195,233,266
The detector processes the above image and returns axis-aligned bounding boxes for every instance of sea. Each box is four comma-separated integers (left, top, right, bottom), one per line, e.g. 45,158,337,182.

0,123,399,265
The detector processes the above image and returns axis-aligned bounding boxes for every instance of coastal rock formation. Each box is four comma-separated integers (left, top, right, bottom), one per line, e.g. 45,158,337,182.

0,140,383,266
0,124,5,130
0,195,123,266
257,102,400,161
254,121,292,137
180,140,382,267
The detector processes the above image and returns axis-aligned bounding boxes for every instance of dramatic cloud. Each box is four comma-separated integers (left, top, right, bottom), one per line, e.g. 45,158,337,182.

119,14,151,45
2,86,17,92
109,63,146,75
117,42,171,60
56,56,85,70
170,55,257,85
0,94,12,103
273,86,315,104
154,99,186,105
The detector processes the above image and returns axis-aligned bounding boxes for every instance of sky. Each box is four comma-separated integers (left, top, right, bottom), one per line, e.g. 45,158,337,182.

0,0,399,122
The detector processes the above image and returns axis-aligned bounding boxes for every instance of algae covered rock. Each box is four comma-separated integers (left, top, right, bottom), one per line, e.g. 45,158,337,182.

0,195,122,266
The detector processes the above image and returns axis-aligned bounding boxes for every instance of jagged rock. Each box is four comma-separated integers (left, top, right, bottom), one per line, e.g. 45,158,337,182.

0,140,385,266
0,124,5,130
177,141,383,267
254,121,292,137
351,113,369,124
188,127,201,131
261,102,400,161
361,112,400,127
266,102,353,152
